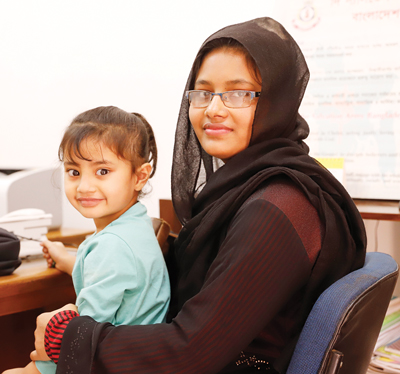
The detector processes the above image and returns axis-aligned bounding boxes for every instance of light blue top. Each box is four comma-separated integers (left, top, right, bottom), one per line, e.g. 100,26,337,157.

36,202,170,374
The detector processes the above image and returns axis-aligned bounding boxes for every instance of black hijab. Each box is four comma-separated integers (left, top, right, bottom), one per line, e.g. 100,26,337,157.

170,17,366,367
172,18,311,224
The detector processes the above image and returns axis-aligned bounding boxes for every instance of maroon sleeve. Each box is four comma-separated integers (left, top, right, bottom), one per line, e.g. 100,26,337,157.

45,310,79,363
56,200,313,374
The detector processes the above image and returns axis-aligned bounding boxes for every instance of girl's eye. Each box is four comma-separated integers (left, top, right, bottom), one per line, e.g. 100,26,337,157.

96,169,109,176
67,169,79,177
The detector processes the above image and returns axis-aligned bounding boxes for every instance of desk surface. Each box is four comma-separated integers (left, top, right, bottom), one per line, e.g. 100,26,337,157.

353,199,400,221
46,227,94,244
0,258,75,316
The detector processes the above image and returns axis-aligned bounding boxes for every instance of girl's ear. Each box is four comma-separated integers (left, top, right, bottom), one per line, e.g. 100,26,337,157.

134,163,152,192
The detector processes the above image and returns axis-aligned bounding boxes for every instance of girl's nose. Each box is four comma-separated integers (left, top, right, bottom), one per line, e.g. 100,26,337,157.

205,95,228,117
77,175,96,193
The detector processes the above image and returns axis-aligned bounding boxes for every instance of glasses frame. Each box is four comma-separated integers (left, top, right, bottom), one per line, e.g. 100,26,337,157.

186,90,261,108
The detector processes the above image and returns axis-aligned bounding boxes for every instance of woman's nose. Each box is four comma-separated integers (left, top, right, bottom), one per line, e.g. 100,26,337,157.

205,95,228,117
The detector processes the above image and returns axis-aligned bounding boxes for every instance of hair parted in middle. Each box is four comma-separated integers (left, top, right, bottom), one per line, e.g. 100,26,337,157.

190,37,262,89
58,106,157,178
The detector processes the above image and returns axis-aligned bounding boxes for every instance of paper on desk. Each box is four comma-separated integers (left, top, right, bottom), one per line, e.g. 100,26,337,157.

19,236,48,258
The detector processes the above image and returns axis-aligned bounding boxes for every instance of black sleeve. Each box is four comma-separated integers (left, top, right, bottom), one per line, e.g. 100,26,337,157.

57,200,312,374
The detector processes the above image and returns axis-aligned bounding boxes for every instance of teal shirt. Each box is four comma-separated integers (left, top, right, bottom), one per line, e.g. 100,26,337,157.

36,202,170,374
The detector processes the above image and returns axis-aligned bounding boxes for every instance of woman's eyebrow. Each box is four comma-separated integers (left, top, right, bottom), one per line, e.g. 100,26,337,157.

195,78,257,88
226,79,257,87
194,79,211,86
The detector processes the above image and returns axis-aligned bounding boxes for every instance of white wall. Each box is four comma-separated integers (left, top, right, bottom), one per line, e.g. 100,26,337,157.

1,3,398,296
0,0,278,230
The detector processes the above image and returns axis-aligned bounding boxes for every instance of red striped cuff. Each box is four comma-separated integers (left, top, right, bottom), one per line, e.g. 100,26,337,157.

44,310,79,364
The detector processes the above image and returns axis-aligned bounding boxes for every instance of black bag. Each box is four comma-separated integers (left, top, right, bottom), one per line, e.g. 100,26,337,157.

0,227,21,275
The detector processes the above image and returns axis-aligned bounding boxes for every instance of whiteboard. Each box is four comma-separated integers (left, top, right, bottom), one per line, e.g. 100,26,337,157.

274,0,400,200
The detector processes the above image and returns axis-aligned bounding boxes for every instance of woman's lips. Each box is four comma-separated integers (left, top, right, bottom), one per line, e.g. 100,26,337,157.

203,123,232,136
77,198,103,207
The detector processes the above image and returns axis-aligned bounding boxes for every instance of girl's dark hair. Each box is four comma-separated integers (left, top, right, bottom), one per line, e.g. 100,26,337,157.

190,37,262,89
59,106,157,178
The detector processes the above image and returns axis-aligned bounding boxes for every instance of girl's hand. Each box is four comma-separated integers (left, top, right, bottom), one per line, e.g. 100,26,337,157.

41,240,75,275
30,304,78,362
41,240,65,268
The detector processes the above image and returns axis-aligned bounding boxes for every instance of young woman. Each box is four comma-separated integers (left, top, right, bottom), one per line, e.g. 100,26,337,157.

30,18,366,373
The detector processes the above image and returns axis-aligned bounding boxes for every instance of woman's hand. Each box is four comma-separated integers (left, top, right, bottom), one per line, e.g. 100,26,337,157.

30,304,78,362
41,240,76,275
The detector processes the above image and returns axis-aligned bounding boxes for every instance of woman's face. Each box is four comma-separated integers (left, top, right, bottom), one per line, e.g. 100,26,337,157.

189,48,261,162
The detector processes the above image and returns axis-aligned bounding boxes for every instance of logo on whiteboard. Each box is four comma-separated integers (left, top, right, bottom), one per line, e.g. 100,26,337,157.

292,2,321,31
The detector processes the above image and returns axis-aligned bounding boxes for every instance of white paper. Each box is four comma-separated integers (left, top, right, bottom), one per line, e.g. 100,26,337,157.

274,0,400,200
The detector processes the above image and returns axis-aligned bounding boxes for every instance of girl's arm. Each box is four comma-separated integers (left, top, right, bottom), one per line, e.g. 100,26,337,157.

41,240,75,275
43,199,314,373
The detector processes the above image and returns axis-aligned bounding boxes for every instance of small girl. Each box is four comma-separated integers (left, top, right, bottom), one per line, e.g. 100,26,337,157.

4,106,170,374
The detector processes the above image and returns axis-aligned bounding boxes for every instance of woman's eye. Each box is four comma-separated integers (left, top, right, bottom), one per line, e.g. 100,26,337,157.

96,169,109,176
67,169,79,177
199,91,211,98
231,91,247,98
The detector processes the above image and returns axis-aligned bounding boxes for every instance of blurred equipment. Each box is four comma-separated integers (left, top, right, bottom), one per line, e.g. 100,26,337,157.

0,208,52,258
0,167,62,229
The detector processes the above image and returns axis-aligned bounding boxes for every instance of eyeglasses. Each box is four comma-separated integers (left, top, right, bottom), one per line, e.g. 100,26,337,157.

186,90,261,109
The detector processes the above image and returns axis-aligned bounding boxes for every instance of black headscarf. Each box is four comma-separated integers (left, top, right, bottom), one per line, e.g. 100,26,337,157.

172,18,311,224
170,17,366,367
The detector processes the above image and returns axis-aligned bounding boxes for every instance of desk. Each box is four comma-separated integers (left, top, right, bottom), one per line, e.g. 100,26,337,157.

0,258,75,317
0,228,92,371
161,198,400,225
0,228,93,317
354,199,400,221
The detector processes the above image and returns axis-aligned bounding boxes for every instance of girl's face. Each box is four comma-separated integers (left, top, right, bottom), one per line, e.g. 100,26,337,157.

63,139,151,232
189,48,261,162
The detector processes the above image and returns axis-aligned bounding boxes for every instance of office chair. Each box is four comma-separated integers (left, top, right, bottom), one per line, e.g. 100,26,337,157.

286,252,398,374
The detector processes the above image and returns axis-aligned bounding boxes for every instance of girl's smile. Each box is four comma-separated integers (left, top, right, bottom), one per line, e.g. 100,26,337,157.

76,197,105,207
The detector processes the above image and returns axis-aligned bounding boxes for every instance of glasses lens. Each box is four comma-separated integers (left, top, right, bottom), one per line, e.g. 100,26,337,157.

224,91,252,108
189,91,211,108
